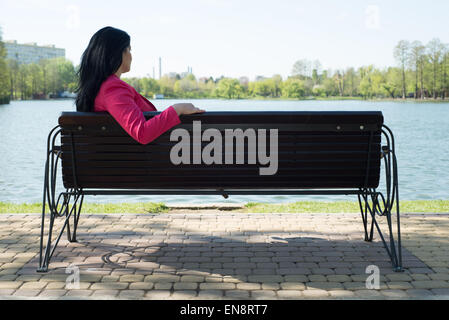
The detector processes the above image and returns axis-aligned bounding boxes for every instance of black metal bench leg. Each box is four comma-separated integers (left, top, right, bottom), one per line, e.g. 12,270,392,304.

66,193,84,243
37,204,55,273
357,188,403,272
37,125,85,272
358,193,374,242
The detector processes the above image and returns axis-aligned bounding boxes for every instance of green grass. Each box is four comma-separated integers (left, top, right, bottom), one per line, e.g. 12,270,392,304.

242,200,449,213
0,200,448,214
0,202,169,214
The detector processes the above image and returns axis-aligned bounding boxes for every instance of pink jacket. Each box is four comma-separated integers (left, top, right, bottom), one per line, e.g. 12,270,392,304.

94,74,181,144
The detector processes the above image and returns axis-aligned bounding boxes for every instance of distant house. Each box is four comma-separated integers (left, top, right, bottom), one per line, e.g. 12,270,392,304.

153,94,164,99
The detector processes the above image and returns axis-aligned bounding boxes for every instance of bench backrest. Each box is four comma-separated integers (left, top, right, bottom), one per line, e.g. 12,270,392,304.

58,111,383,190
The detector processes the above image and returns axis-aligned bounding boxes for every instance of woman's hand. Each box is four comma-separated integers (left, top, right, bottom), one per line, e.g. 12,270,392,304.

172,103,205,116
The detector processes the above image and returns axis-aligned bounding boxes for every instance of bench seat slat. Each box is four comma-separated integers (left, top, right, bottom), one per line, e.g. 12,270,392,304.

60,143,380,153
60,181,381,189
61,134,381,145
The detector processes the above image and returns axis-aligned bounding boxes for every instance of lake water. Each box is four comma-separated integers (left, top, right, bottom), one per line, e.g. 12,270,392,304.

0,99,448,204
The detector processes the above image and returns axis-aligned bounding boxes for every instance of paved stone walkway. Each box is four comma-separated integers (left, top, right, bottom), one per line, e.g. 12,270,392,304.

0,211,448,300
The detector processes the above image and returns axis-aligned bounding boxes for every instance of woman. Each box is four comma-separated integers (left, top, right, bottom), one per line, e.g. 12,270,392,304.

75,26,205,144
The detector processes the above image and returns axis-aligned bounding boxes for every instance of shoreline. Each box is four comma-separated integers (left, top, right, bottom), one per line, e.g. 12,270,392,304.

4,97,449,103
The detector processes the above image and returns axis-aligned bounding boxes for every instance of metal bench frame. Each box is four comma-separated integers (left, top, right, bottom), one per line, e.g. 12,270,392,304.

37,112,402,273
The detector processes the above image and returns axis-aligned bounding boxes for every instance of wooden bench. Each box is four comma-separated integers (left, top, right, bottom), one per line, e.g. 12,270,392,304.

38,111,402,272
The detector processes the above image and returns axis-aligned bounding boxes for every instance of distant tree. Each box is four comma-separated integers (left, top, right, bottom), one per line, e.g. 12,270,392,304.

427,38,444,99
174,74,199,98
7,59,18,99
281,78,305,99
410,41,426,99
0,26,10,104
291,59,312,79
442,47,449,99
271,74,283,97
382,67,402,98
334,70,345,96
394,40,410,99
343,67,358,96
215,78,243,99
139,77,160,98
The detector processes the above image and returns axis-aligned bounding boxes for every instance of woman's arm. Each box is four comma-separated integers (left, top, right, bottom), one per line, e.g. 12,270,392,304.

102,81,181,144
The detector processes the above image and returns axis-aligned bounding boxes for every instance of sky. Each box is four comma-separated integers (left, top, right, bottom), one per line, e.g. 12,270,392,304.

1,0,449,81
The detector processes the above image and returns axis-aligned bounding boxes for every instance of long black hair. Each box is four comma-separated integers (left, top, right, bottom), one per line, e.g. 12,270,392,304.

75,26,130,112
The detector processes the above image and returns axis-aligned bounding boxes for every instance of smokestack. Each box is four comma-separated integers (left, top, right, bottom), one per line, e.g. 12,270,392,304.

153,67,155,79
159,57,161,79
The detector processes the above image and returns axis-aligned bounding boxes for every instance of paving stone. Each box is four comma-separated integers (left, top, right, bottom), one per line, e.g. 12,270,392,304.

225,290,250,299
40,274,71,282
326,275,352,282
45,282,67,290
101,275,120,282
247,275,283,283
386,282,414,290
144,274,180,282
129,282,155,290
200,283,236,290
302,289,330,298
0,268,20,276
119,290,145,299
428,273,449,281
385,273,413,282
306,282,344,290
12,289,42,297
38,290,68,297
431,288,449,296
353,290,383,298
174,282,198,290
19,281,48,290
307,275,327,282
154,282,173,290
276,290,303,299
90,282,129,290
236,282,261,290
380,290,409,298
261,283,281,290
0,275,17,281
170,290,198,299
280,282,306,290
284,275,308,282
197,290,223,299
65,290,93,297
180,275,205,282
404,289,434,298
328,290,356,298
251,290,277,300
0,289,16,296
119,274,145,282
410,274,431,281
411,280,449,289
0,281,23,290
91,290,119,298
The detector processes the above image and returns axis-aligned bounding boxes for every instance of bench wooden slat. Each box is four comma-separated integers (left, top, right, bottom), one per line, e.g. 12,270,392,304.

60,181,381,189
61,134,381,144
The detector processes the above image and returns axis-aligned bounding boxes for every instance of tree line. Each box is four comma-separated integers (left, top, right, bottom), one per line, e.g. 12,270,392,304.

124,38,449,101
0,35,448,104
